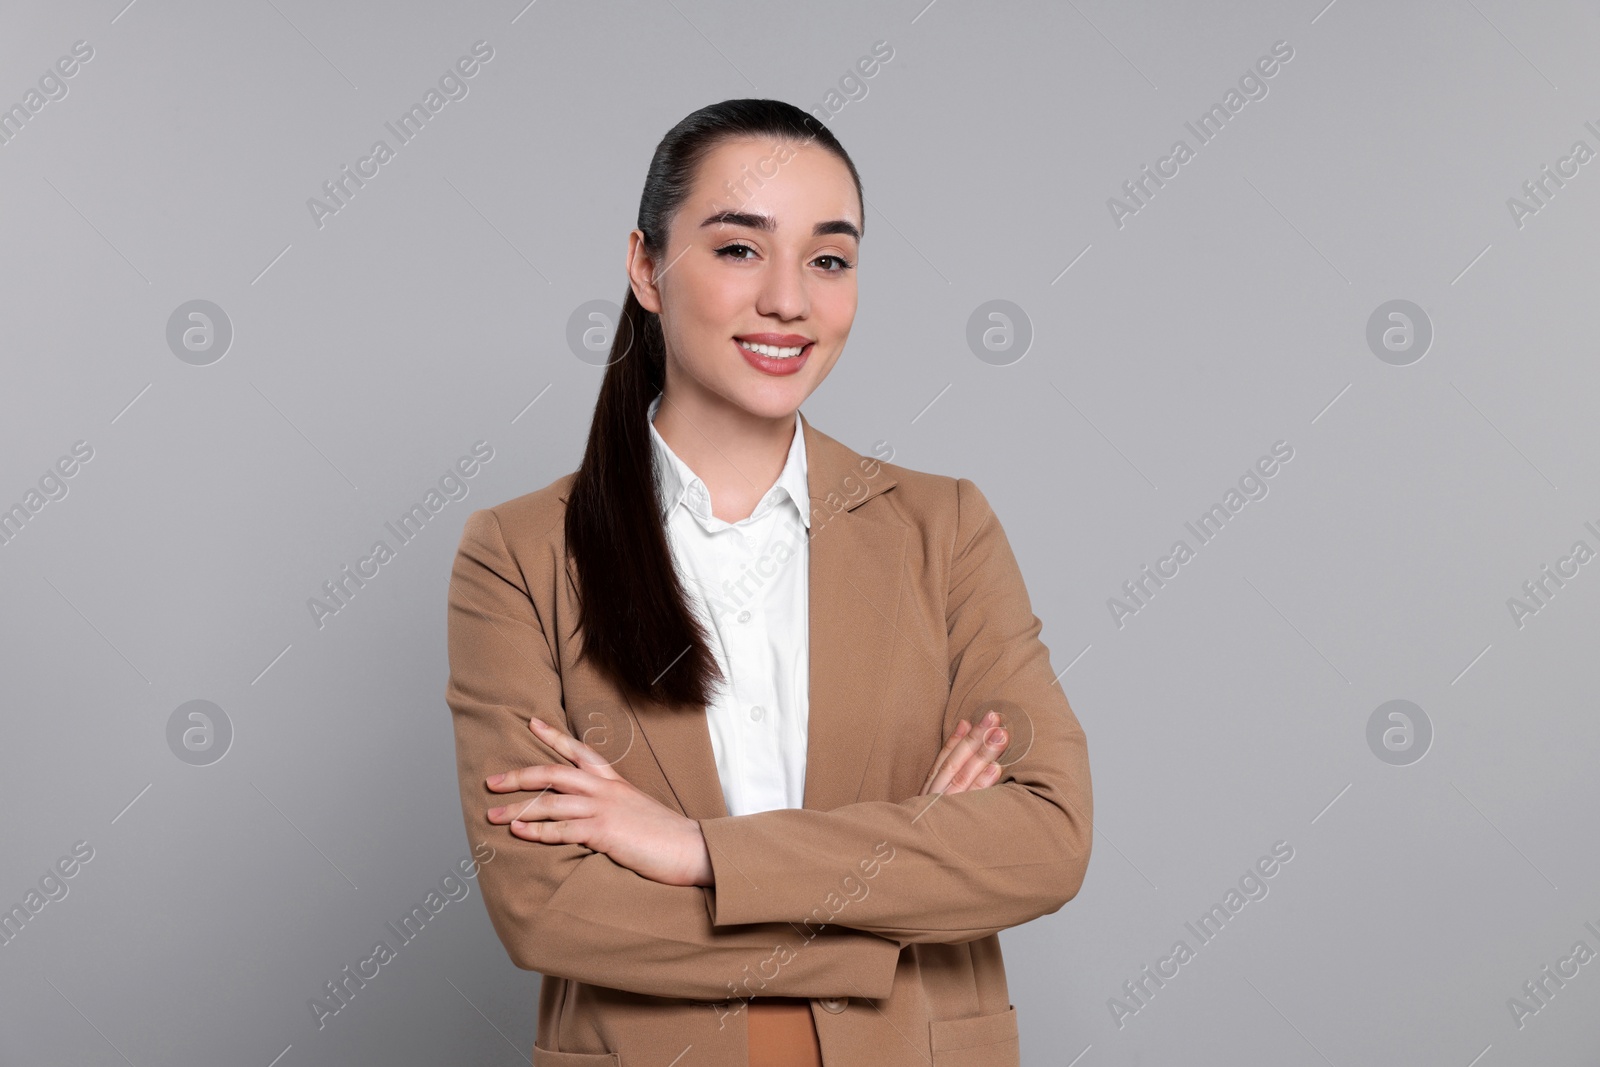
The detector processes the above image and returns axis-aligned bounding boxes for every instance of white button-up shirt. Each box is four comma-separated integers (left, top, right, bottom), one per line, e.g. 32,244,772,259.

647,394,811,817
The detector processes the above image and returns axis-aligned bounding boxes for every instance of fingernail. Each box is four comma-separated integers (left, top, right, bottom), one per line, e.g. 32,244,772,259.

487,773,504,786
529,718,545,730
488,806,504,819
987,728,1006,746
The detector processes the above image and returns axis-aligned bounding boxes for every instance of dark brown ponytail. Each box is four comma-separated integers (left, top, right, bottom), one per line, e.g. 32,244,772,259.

564,99,864,708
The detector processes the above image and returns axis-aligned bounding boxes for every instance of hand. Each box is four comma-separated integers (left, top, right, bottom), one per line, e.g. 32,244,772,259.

920,710,1009,796
486,716,714,888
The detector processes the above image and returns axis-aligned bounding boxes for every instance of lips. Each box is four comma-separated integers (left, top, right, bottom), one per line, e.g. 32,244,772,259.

736,333,813,346
734,336,812,376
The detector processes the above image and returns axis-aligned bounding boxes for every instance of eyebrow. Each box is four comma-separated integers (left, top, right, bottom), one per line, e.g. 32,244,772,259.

700,210,861,243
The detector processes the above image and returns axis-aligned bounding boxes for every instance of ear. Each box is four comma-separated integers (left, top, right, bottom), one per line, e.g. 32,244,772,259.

626,229,663,314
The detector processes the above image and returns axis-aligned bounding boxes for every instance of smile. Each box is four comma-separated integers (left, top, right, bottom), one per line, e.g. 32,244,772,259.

733,336,813,377
735,339,808,359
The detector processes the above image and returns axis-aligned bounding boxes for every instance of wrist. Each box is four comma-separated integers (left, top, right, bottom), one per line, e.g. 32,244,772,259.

692,821,715,887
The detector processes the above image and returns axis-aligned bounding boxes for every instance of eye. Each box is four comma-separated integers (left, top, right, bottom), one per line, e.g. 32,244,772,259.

713,243,854,272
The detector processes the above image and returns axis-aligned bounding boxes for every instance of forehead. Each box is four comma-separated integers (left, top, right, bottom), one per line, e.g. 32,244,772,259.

683,137,861,231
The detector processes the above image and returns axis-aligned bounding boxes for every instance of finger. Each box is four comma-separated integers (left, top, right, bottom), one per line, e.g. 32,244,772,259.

953,726,1009,790
487,791,592,825
938,724,1009,795
926,713,1000,795
509,818,586,845
529,717,623,781
926,725,983,795
486,762,601,795
921,719,971,793
924,710,996,792
921,721,971,796
962,760,1003,792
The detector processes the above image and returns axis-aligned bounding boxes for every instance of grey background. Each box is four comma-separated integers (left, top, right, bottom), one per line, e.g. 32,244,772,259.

2,0,1597,1064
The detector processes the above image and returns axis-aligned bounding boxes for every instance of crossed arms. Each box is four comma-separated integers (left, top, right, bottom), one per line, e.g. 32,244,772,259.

444,479,1092,1000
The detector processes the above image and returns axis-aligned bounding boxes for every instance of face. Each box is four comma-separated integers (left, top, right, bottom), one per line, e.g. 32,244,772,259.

627,136,862,423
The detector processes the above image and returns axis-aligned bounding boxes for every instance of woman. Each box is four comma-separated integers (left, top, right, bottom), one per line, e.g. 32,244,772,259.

446,98,1093,1067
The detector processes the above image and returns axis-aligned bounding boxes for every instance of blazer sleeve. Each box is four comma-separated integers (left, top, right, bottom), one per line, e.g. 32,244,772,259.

696,477,1093,945
446,506,903,1000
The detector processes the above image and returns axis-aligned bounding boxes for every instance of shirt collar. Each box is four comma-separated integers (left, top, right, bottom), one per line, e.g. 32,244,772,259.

647,394,810,530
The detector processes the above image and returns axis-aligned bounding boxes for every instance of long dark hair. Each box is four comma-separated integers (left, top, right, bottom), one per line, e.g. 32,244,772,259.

564,99,865,709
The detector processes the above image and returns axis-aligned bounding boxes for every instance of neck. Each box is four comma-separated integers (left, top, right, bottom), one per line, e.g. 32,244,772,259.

653,389,797,524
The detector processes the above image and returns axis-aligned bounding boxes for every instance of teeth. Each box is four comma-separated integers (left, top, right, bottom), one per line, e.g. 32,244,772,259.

737,339,806,359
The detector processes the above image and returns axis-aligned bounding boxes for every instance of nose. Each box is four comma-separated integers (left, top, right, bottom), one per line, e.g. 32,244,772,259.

754,259,809,322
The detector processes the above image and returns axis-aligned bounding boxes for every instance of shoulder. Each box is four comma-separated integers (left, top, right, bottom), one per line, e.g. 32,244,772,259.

458,471,575,559
853,451,999,552
801,417,1002,551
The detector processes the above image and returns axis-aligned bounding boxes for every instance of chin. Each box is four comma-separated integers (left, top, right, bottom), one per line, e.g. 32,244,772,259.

728,385,807,421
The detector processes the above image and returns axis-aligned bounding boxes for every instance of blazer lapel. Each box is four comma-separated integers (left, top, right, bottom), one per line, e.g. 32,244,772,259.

798,412,905,812
572,410,904,821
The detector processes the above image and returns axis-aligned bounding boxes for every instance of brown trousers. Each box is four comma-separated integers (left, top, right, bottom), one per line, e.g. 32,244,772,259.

746,997,823,1067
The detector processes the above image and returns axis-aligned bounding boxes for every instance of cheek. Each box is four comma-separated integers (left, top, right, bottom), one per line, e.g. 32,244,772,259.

683,277,752,343
662,284,725,355
817,287,857,342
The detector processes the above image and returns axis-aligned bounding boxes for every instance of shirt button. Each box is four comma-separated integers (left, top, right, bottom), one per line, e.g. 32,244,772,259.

749,705,764,721
818,997,848,1013
737,610,751,624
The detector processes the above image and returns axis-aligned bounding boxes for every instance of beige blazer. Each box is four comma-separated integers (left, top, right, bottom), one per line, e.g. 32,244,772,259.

445,411,1093,1067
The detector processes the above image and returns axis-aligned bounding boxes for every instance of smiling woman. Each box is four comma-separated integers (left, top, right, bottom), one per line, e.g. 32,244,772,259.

445,98,1092,1067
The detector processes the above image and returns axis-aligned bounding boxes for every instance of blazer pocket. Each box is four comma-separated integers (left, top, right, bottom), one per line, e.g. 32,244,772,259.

531,1041,621,1067
929,1004,1020,1066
